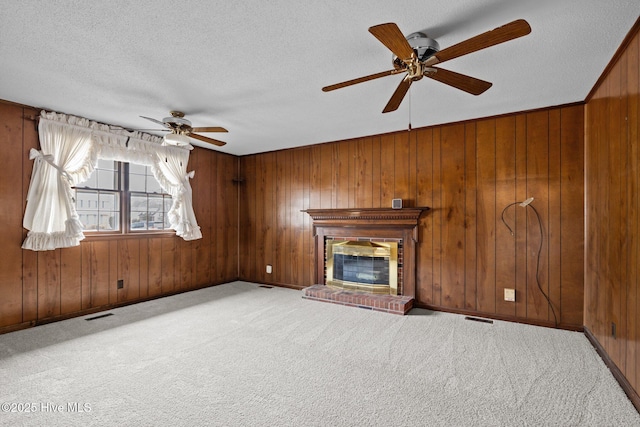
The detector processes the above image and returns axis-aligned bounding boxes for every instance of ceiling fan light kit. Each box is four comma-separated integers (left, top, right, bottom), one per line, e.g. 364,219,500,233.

163,132,193,149
323,19,531,113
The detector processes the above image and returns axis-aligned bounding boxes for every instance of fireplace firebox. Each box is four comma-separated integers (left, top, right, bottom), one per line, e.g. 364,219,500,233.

326,240,398,295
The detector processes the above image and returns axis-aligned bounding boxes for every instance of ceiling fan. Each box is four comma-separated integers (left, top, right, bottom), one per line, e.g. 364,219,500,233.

140,111,228,149
322,19,531,113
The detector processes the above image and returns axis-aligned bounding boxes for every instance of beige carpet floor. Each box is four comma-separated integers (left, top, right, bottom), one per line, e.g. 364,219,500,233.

0,281,638,426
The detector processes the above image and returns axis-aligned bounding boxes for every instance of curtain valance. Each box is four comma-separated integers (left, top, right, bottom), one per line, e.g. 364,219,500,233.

22,111,202,251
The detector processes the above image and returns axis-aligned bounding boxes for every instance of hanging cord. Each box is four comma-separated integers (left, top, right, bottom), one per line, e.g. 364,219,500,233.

501,201,558,328
408,85,412,131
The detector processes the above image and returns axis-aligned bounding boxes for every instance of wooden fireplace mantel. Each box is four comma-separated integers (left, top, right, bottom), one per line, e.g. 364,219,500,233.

302,207,430,238
302,207,430,299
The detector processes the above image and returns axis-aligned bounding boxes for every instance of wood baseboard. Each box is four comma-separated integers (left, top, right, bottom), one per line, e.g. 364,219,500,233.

0,280,237,336
413,302,583,331
584,326,640,413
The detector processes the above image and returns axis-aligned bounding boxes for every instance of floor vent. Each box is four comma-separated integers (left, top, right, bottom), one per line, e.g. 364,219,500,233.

465,316,493,324
85,313,114,321
259,285,273,289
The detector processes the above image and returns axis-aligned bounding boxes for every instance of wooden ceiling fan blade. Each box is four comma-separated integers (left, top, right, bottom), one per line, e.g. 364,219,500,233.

188,132,227,147
140,116,168,127
369,23,414,60
192,126,228,133
383,76,412,113
322,69,397,92
424,19,531,66
426,67,492,95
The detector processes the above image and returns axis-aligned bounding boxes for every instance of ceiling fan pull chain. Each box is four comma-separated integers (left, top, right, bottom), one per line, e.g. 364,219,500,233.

408,86,412,131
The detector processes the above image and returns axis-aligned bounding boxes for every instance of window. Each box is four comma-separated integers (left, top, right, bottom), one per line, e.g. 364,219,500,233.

128,164,172,231
73,160,172,233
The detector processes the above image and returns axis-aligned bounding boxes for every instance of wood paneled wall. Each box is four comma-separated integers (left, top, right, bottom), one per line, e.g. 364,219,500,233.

585,24,640,396
0,101,239,331
239,104,585,328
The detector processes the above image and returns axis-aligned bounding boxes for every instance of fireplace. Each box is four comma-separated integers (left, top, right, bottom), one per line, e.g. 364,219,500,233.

326,240,398,295
302,207,429,314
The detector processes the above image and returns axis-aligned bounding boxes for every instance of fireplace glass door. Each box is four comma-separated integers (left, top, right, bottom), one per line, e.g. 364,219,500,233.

325,240,398,295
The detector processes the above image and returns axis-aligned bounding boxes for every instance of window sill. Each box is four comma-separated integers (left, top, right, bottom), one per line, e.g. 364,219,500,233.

80,231,176,241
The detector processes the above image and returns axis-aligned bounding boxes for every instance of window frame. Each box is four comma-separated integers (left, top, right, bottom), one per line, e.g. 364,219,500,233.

73,160,175,237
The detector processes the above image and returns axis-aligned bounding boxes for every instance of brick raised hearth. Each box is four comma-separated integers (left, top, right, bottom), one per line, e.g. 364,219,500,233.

302,284,414,315
302,207,429,315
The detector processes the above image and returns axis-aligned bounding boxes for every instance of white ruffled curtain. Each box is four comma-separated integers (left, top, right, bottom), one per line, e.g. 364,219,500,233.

153,150,202,240
22,111,202,251
22,119,96,250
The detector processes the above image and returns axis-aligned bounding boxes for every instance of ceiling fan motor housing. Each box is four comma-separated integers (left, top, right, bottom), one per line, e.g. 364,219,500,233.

393,32,440,68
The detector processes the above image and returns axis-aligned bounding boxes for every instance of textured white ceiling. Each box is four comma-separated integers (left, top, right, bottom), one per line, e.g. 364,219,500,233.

1,1,638,155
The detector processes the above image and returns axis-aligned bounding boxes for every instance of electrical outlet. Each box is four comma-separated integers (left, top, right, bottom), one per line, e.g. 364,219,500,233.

504,288,516,302
266,265,272,274
117,279,124,289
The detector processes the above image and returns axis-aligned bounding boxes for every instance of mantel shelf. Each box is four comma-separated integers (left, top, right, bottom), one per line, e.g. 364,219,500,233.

302,207,430,226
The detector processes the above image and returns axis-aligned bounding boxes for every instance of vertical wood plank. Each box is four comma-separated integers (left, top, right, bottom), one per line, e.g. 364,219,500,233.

464,123,478,311
408,130,418,209
371,136,382,207
607,60,623,367
309,146,322,283
22,108,39,324
585,85,605,341
548,109,562,326
416,128,434,305
334,141,350,208
263,152,276,281
139,237,149,297
432,127,443,306
354,138,373,208
476,119,496,313
348,139,357,209
254,154,266,282
290,148,307,286
514,115,529,319
394,131,410,203
60,246,82,314
276,149,290,283
215,153,238,282
109,240,118,305
0,103,24,327
118,239,140,302
320,143,333,209
240,155,256,280
526,110,550,322
495,116,517,317
161,237,176,293
179,239,193,290
380,134,395,208
439,124,466,309
81,242,91,309
226,155,240,281
209,151,218,283
147,238,163,296
37,250,60,319
619,45,630,377
560,105,585,327
90,241,110,307
193,148,212,287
